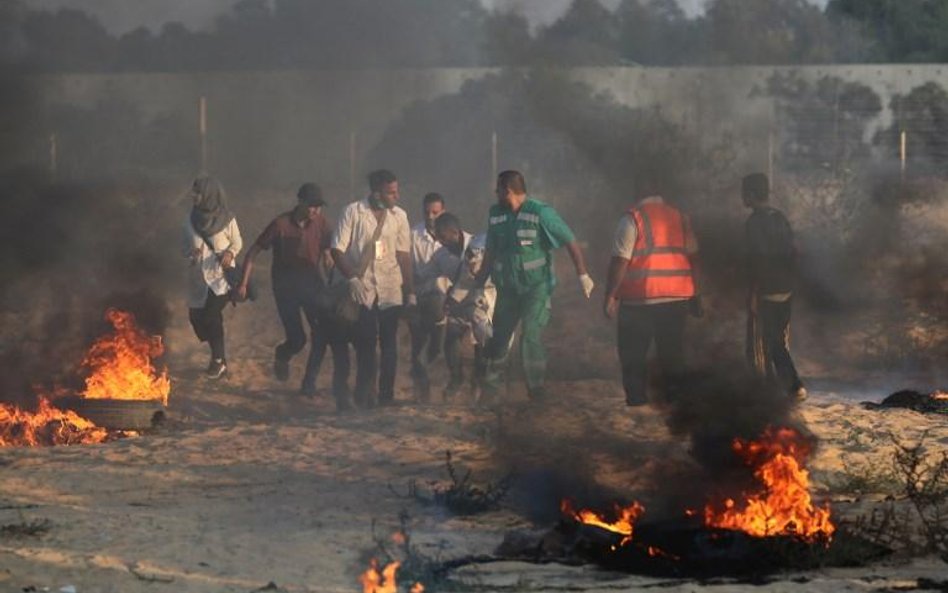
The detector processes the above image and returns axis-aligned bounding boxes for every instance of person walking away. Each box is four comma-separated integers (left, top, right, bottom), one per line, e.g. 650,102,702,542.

331,170,414,408
603,178,701,406
183,176,243,379
237,183,351,405
409,192,448,402
432,213,495,400
476,170,594,402
742,173,806,401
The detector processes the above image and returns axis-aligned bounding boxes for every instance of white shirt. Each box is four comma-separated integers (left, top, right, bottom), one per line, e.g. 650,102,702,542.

331,198,411,309
411,221,446,296
183,216,243,308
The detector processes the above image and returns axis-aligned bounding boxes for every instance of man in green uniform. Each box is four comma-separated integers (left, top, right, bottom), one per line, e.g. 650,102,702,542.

476,170,595,401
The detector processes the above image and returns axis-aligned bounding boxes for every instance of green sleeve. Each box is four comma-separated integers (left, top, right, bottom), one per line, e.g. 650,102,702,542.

539,206,575,249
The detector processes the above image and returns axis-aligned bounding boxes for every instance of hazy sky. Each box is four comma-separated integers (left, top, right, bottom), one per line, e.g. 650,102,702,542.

26,0,828,35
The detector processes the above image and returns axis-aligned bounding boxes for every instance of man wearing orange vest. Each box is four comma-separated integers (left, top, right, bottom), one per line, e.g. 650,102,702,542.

603,181,700,406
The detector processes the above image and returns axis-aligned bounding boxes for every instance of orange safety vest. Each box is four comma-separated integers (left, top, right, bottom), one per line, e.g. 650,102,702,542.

618,201,696,300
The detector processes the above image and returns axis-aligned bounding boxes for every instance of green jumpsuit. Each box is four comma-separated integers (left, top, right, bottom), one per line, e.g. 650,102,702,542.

483,197,576,395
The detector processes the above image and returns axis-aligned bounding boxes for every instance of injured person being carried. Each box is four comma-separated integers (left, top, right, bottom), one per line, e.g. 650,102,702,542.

432,213,496,400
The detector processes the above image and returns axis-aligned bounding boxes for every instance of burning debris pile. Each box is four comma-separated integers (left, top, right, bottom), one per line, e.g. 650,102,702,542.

0,308,169,447
702,427,834,541
0,398,107,447
496,427,885,578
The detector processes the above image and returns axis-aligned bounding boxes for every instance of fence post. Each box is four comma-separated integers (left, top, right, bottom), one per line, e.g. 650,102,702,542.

199,96,208,173
900,130,907,188
49,132,57,180
491,130,498,189
349,130,357,201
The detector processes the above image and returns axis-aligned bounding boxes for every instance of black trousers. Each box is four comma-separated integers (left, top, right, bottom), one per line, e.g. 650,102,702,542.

617,301,687,405
189,289,230,361
353,304,401,405
409,293,446,385
273,272,350,396
758,299,803,393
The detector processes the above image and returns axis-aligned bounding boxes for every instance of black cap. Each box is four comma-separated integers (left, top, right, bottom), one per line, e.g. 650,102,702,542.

297,182,325,207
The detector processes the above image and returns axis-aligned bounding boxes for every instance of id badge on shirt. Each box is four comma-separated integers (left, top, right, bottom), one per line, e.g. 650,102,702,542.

375,239,387,260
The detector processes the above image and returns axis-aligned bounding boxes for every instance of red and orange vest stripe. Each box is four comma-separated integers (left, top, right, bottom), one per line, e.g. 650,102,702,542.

618,201,696,300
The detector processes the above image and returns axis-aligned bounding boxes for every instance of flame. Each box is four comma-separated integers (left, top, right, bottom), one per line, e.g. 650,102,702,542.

560,498,645,546
81,309,170,405
0,398,107,447
358,559,399,593
703,427,835,542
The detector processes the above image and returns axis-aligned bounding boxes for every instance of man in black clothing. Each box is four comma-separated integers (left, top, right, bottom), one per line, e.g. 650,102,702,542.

742,173,806,401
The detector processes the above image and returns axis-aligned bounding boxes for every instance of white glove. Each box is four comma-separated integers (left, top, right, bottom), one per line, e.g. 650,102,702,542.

579,273,595,299
405,293,418,307
347,276,363,299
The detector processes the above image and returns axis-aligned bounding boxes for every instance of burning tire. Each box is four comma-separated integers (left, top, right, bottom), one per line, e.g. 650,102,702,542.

57,397,166,431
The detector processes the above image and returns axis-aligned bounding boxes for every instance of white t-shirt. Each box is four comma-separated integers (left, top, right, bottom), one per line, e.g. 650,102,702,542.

411,221,446,296
331,198,411,309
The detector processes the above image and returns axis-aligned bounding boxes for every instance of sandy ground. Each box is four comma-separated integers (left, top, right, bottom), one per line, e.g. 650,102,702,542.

1,299,947,593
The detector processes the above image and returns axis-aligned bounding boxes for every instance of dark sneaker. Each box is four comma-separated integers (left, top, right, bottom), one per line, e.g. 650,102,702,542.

625,393,648,407
273,358,290,382
206,359,227,379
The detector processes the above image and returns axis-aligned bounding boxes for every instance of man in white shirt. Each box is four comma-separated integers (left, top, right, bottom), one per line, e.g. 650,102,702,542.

331,169,415,407
409,192,447,402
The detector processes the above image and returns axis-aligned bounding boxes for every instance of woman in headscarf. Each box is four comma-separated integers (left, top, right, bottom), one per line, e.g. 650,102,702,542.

183,176,243,378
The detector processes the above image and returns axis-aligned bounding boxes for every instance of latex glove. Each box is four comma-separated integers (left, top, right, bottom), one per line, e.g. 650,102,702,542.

347,276,364,300
404,293,418,307
578,273,595,299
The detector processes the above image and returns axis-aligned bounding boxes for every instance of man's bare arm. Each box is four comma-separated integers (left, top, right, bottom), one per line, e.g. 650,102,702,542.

331,248,356,279
565,240,589,276
603,256,628,319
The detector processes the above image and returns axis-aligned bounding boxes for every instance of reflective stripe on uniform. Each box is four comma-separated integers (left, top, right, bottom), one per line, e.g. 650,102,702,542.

518,212,540,224
490,215,507,225
517,229,537,238
626,268,693,279
522,257,546,271
632,246,689,256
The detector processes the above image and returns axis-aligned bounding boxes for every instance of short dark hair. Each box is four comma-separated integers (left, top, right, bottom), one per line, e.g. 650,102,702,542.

423,192,444,207
742,173,769,203
434,212,461,234
368,169,397,192
296,182,325,207
497,170,526,194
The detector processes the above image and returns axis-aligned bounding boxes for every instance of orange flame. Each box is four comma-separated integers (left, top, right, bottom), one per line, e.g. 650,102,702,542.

560,498,645,546
0,398,107,447
703,427,835,542
81,309,170,405
358,559,399,593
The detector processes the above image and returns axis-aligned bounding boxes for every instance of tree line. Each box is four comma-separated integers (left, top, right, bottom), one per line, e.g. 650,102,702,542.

2,0,948,72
